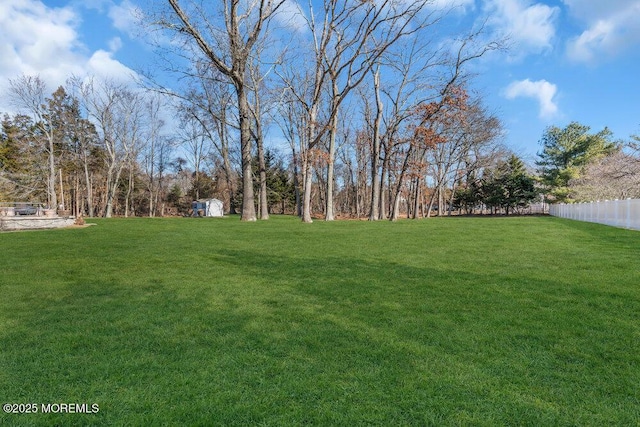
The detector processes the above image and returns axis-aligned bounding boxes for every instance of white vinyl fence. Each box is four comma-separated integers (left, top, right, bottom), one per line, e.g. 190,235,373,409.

549,199,640,230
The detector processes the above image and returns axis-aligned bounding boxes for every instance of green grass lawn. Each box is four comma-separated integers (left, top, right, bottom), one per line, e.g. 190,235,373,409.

1,215,639,426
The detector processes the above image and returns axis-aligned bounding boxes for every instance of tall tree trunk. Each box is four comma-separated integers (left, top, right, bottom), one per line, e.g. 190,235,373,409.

251,82,269,220
448,174,458,216
256,129,269,220
369,68,383,221
412,177,421,219
219,119,236,215
379,142,390,220
105,171,120,218
104,162,116,218
325,111,338,221
149,188,155,217
437,181,445,217
74,173,80,217
59,169,65,211
48,136,57,210
148,139,156,217
391,189,402,221
302,104,318,223
390,145,413,221
125,167,134,217
292,146,301,217
85,168,94,217
302,158,313,223
315,166,326,215
238,88,256,221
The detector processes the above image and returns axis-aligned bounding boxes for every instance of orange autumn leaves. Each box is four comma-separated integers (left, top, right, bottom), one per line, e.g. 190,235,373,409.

411,86,470,150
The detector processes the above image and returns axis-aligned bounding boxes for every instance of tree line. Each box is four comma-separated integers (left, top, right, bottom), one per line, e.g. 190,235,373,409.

1,76,636,219
1,1,638,219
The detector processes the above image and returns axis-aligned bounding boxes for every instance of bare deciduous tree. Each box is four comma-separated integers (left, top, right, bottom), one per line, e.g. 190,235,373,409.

279,0,436,222
143,94,172,217
569,147,640,201
77,77,144,217
158,0,286,221
9,75,58,209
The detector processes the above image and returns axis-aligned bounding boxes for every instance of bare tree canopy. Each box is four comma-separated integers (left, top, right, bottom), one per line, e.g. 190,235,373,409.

153,0,287,221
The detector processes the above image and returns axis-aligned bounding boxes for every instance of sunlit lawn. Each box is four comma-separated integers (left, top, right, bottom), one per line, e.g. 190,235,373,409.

1,215,639,425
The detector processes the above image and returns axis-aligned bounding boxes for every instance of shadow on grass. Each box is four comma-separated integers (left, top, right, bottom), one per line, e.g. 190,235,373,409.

1,240,639,425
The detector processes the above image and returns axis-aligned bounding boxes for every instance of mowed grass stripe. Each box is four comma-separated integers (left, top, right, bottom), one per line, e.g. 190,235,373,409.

0,216,638,425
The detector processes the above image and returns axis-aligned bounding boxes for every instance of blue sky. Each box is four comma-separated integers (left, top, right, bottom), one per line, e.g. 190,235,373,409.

1,0,639,162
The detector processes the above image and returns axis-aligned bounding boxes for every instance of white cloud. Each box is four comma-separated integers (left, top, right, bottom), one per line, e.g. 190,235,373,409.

273,0,308,33
504,78,559,119
485,0,559,57
564,0,640,63
0,0,83,84
0,0,139,112
561,0,638,22
108,0,143,38
87,50,137,82
429,0,475,12
109,37,123,53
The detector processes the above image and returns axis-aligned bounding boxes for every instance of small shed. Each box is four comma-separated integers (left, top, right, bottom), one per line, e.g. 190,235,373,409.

192,199,224,217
